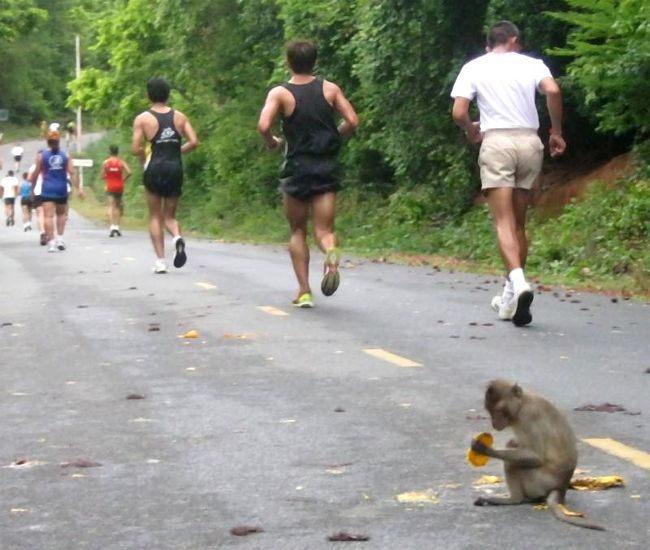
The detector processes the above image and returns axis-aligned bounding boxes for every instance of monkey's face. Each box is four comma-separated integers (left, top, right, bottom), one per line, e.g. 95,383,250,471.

485,380,523,431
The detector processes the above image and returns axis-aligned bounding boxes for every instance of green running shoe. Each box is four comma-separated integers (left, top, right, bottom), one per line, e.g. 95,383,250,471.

292,292,314,308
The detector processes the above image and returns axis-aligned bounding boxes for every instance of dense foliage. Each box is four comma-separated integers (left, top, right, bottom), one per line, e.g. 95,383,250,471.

3,0,648,288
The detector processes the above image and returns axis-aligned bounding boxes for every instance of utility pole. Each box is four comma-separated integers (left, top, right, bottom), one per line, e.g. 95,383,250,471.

75,34,82,154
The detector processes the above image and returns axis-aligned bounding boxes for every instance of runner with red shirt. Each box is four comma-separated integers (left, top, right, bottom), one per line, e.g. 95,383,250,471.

102,145,132,237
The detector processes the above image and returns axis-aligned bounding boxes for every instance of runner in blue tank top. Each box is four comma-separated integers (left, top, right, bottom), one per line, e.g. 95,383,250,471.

29,127,84,251
132,77,199,274
258,40,359,308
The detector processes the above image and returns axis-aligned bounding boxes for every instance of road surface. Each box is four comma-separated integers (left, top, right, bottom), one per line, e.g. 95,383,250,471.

1,138,649,549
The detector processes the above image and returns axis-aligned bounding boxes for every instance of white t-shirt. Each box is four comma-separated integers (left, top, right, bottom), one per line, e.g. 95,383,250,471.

451,52,552,131
11,145,24,157
1,176,19,198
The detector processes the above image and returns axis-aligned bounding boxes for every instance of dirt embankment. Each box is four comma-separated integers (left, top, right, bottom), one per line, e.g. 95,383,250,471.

533,153,633,217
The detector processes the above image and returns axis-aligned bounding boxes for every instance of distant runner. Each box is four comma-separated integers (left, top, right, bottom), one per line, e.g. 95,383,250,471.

19,171,33,231
11,144,24,171
29,127,84,251
451,21,566,326
132,77,199,274
0,170,19,226
257,40,358,308
102,145,132,237
27,158,47,245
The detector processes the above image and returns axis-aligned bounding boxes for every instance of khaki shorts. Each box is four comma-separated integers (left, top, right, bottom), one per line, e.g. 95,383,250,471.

478,129,543,191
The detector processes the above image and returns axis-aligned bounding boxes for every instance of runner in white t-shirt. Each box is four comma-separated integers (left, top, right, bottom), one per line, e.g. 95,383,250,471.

451,20,566,327
11,144,24,171
0,170,20,226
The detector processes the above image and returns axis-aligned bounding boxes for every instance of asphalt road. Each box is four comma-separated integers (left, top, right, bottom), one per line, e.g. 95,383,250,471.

1,138,649,549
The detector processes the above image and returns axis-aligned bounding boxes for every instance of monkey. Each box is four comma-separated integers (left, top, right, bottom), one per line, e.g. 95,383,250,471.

471,379,605,530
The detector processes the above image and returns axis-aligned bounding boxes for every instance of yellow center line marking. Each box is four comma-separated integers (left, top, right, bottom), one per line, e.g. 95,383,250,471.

123,256,136,261
582,438,650,470
363,348,422,368
257,306,290,317
195,282,217,290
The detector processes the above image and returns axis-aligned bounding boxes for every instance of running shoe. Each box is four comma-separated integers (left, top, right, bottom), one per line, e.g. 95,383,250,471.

109,229,117,238
56,239,66,251
321,247,341,297
47,241,57,253
153,259,167,274
292,292,314,308
490,295,514,321
40,232,47,246
114,228,122,237
512,284,534,327
173,237,187,268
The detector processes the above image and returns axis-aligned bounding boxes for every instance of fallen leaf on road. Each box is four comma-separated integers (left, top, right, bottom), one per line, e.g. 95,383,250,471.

644,368,650,374
395,489,438,504
126,394,145,400
178,329,199,338
77,305,89,309
61,459,101,468
223,332,255,340
334,407,346,413
230,526,263,536
570,476,625,490
473,475,502,485
574,403,632,413
327,532,370,542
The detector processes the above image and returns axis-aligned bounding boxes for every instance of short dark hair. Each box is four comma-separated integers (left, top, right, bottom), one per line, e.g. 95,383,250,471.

286,41,317,74
487,21,520,49
22,172,28,179
147,77,171,103
109,145,119,155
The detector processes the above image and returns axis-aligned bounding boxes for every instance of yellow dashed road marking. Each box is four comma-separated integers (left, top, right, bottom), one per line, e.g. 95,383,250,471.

257,306,290,317
583,438,650,470
195,282,217,290
123,257,136,261
363,348,422,367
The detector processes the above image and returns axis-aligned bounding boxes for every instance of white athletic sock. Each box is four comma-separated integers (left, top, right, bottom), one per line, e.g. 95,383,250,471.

173,235,181,245
502,278,515,301
509,268,528,293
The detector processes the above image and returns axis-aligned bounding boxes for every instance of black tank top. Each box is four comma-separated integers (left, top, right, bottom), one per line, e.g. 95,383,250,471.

281,79,341,159
148,109,181,166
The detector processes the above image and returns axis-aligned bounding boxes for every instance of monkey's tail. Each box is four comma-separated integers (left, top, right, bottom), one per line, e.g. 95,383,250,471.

547,490,605,531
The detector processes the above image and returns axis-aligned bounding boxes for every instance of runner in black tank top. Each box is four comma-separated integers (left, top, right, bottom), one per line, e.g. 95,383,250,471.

279,79,342,200
143,109,183,198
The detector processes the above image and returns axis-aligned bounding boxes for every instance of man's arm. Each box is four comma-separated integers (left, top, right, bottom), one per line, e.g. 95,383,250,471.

451,97,481,144
121,159,133,179
131,115,146,166
329,83,359,138
539,76,566,157
178,114,199,154
257,87,284,150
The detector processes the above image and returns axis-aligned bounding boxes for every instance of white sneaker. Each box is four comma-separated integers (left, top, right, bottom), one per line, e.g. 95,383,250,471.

56,239,66,251
512,284,534,327
47,241,57,253
153,259,167,274
490,295,514,320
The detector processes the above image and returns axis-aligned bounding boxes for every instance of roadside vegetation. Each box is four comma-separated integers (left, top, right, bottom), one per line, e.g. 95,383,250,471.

3,0,648,295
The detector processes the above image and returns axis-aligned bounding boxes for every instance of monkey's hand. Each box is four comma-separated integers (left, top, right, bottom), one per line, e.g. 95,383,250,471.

471,438,490,456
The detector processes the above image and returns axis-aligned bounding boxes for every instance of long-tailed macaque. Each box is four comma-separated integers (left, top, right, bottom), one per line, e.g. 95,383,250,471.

471,380,605,531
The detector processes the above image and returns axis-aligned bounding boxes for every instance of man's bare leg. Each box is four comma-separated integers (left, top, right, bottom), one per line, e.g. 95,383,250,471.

513,188,531,268
312,191,337,255
283,193,311,298
145,189,165,259
485,187,521,272
162,196,181,237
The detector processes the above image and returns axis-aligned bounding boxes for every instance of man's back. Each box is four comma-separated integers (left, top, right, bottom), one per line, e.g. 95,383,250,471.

452,52,551,131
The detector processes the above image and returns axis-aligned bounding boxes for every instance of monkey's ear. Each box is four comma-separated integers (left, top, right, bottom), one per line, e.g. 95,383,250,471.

512,384,523,398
